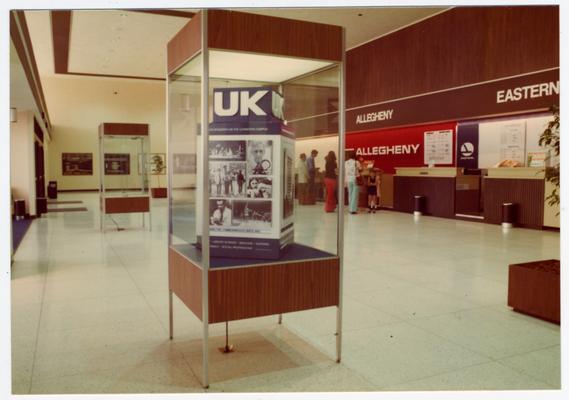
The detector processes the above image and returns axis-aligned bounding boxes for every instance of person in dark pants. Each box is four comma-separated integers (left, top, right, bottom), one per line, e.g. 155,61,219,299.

237,170,245,195
324,151,338,212
306,149,318,198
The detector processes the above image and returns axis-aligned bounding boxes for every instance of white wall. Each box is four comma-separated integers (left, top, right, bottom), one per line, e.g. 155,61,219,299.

43,75,166,190
10,110,36,215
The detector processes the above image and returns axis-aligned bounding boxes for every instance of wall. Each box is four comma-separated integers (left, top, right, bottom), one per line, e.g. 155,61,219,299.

43,75,166,190
346,6,559,109
10,110,36,215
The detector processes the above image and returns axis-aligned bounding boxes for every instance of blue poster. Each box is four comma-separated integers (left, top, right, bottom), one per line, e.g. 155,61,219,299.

456,123,479,169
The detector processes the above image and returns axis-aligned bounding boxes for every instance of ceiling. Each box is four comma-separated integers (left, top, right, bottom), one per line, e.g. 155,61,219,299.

24,7,449,81
10,41,37,111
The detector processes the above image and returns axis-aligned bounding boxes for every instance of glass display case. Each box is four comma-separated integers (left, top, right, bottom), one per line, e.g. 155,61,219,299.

167,10,344,387
99,123,151,230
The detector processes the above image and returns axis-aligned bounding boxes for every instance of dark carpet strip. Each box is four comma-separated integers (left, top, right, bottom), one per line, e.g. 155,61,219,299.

47,200,83,205
12,218,32,252
47,207,88,212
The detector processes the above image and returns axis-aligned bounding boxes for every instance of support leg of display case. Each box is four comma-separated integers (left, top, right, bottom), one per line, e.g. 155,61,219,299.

336,305,342,363
168,289,173,340
218,321,234,353
278,313,282,325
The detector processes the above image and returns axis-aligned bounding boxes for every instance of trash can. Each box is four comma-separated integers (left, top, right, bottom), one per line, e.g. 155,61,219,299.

502,202,517,229
14,199,25,220
414,195,426,216
37,197,47,216
48,181,58,199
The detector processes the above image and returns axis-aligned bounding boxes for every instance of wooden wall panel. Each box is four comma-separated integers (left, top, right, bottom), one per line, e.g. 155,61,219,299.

483,178,545,228
167,12,202,74
208,258,340,323
208,10,342,62
105,196,150,214
100,123,149,136
393,176,455,218
169,247,202,320
346,6,559,109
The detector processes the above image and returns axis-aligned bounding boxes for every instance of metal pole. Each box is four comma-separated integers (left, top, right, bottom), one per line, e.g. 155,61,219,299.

169,289,173,339
99,133,105,231
336,27,346,364
200,9,210,389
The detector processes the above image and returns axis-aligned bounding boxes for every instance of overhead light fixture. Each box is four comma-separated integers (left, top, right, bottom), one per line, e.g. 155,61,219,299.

10,108,17,123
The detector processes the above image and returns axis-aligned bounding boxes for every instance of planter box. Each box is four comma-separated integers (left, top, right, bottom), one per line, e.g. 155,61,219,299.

151,188,168,198
508,259,560,324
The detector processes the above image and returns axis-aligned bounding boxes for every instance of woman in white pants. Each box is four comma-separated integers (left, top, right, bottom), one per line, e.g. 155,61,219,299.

345,151,361,214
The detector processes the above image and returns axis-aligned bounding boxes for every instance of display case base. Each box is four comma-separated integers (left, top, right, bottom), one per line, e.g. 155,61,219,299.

151,188,168,198
169,244,339,323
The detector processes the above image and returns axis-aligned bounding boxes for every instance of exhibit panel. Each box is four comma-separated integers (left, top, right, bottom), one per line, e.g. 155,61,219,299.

98,123,151,230
166,10,345,388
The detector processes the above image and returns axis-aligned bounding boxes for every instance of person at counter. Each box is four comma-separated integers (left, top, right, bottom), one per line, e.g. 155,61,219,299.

296,153,309,203
324,151,338,213
367,168,381,213
307,149,318,197
345,151,362,214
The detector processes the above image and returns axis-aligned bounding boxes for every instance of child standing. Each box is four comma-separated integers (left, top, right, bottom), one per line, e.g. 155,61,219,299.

367,168,381,213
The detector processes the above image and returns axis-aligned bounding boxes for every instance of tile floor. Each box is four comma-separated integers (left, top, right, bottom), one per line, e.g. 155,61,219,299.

10,192,561,394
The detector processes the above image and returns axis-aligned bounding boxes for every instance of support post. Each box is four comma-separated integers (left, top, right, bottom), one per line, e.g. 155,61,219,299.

169,289,173,340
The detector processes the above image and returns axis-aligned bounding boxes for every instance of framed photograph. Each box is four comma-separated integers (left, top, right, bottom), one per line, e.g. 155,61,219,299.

247,140,273,175
209,162,247,197
209,140,246,161
138,153,166,175
62,153,93,175
104,153,130,175
232,200,272,232
173,153,196,174
246,177,272,199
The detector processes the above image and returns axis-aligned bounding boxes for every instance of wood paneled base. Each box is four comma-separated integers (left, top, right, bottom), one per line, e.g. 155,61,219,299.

105,196,150,214
393,176,456,218
169,246,340,324
483,178,544,229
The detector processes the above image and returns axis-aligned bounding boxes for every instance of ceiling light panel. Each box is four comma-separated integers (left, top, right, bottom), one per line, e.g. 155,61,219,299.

68,10,188,78
175,50,334,83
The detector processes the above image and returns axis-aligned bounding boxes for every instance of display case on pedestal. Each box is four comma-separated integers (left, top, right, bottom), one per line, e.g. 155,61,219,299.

167,10,345,387
99,123,151,231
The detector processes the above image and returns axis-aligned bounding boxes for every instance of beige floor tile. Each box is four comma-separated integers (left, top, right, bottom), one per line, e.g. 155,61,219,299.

383,361,553,391
497,345,561,388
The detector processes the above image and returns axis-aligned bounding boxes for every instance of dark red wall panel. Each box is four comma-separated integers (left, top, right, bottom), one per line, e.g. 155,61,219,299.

346,6,559,109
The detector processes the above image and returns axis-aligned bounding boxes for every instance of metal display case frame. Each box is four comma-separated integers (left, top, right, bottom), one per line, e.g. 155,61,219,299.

166,10,345,388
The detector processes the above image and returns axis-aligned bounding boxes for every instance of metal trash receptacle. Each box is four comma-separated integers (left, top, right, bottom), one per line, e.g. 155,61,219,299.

502,202,517,229
14,199,25,220
414,195,426,216
48,181,58,199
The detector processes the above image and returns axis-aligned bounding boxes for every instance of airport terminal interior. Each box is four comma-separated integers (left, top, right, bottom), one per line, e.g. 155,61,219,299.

7,5,562,396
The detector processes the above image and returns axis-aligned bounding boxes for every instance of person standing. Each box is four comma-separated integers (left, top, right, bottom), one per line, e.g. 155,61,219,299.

237,169,245,195
306,149,318,198
345,151,362,214
296,153,309,203
366,168,381,213
324,151,338,212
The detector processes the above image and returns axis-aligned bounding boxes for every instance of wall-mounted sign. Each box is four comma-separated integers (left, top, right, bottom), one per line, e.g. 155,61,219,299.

499,122,526,165
424,130,453,165
104,153,130,175
346,68,559,133
62,153,93,175
456,123,479,169
346,122,456,174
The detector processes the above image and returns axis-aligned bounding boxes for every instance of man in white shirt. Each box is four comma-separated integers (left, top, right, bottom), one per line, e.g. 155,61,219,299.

345,151,362,214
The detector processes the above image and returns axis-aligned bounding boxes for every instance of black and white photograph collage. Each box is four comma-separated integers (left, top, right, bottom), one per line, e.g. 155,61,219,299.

208,139,273,232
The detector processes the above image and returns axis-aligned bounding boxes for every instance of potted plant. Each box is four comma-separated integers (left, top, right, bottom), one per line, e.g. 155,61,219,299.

507,105,560,324
150,154,167,198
